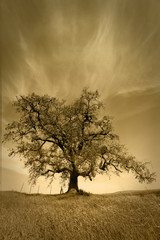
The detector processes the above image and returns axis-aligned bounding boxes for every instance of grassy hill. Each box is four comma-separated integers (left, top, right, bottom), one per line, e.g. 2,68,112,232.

0,190,160,240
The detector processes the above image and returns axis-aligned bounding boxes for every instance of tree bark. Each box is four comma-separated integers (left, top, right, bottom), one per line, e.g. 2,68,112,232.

67,170,79,192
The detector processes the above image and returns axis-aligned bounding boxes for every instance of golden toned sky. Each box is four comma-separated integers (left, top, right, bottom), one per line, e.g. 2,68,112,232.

1,0,160,193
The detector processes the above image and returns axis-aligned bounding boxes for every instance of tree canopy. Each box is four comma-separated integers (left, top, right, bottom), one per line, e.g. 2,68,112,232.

3,89,155,192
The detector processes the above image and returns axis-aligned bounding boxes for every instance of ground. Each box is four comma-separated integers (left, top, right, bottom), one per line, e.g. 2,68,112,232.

0,190,160,240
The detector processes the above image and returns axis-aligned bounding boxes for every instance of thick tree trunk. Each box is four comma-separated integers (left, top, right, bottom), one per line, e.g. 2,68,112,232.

67,170,79,193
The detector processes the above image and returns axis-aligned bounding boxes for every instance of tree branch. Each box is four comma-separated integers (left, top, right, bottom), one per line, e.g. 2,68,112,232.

111,163,123,173
41,166,71,176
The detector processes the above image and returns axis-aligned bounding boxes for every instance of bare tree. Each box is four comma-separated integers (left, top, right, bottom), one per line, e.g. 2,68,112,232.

3,89,155,193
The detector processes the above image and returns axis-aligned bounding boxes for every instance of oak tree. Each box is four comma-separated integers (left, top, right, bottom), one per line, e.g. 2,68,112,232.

3,89,155,193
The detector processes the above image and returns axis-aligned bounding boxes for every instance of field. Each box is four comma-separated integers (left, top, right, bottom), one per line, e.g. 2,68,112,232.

0,190,160,240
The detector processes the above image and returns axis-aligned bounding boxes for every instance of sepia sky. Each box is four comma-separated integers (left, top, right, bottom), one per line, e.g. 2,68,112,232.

0,0,160,194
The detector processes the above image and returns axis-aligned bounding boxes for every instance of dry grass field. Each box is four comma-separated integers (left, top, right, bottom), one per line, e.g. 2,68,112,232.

0,190,160,240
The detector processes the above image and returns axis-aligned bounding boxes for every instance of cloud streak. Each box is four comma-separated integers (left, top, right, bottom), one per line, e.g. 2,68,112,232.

1,0,160,99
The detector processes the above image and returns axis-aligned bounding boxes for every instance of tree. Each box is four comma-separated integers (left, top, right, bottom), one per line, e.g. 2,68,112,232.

3,89,155,193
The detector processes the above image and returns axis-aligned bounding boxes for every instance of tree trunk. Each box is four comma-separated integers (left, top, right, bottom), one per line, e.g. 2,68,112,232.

67,170,79,193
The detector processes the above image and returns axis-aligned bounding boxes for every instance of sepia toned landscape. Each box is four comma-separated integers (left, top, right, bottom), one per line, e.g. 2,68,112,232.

1,0,160,239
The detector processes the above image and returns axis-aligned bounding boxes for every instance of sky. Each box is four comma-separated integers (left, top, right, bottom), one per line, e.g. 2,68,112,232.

0,0,160,194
